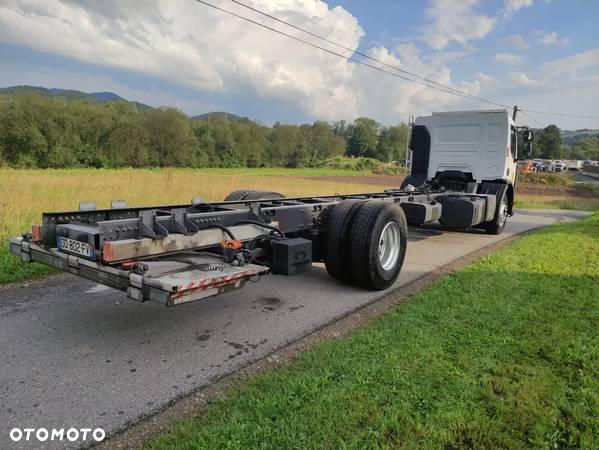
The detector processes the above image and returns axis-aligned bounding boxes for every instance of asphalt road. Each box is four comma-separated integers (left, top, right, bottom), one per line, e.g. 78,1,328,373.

573,170,599,184
0,209,589,449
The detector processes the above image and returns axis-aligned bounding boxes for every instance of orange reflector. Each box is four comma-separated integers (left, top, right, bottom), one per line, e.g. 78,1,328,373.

222,239,242,249
32,224,42,242
103,241,114,262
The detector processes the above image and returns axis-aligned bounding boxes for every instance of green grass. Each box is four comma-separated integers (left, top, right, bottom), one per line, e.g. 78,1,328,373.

517,172,574,185
515,195,599,212
148,214,599,449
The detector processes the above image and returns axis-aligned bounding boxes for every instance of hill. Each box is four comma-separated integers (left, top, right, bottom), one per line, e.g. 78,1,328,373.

0,85,153,111
561,128,599,146
192,111,249,122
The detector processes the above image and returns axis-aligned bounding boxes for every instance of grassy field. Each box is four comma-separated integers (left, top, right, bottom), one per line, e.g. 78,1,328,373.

515,195,599,211
148,214,599,449
0,168,380,284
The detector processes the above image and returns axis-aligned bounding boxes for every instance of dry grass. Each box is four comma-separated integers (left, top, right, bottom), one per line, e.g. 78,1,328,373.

0,168,378,235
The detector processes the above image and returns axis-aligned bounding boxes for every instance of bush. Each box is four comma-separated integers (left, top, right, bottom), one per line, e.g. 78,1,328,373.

372,164,407,175
325,156,380,171
324,156,408,175
517,172,571,185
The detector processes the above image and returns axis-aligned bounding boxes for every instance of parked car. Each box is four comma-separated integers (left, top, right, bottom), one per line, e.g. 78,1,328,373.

553,161,567,172
565,160,583,171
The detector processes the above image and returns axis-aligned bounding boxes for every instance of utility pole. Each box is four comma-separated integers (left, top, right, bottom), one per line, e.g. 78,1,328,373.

405,115,414,170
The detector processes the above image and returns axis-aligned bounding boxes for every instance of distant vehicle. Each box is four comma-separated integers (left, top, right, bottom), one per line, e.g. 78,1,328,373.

553,161,567,172
532,160,549,172
565,160,583,171
519,160,534,173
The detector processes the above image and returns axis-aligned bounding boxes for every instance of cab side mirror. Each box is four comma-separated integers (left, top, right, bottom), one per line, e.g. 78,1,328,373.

523,129,534,142
522,129,534,157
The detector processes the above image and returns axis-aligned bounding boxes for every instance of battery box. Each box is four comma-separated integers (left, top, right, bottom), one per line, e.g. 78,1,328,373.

271,238,312,275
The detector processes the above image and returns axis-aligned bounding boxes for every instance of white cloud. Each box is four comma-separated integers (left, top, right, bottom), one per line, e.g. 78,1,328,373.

508,71,542,87
503,0,534,14
495,52,523,65
350,43,483,119
537,31,558,44
541,49,599,78
0,0,483,123
474,72,495,85
422,0,494,50
499,34,529,49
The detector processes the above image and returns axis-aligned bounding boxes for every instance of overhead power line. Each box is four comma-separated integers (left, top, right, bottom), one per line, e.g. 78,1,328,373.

519,109,599,120
193,0,500,104
227,0,509,109
194,0,599,123
518,110,543,126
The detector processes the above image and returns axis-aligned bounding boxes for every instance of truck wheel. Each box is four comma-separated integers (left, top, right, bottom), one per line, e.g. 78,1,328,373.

223,190,284,201
324,200,366,283
484,193,508,235
350,201,407,290
244,190,284,200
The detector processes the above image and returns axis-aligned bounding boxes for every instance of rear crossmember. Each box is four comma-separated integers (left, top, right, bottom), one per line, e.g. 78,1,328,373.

9,187,501,306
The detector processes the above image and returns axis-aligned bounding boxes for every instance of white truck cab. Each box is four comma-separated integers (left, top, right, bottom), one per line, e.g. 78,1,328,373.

416,109,518,184
402,108,533,228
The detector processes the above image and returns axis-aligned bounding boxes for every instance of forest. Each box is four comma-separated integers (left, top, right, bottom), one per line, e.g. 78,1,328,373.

0,93,408,169
0,92,597,169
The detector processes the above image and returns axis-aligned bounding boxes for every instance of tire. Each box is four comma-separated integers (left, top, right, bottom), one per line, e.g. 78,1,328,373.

223,190,252,201
244,191,284,201
223,189,284,201
350,201,407,290
324,200,366,283
317,205,334,230
484,192,508,235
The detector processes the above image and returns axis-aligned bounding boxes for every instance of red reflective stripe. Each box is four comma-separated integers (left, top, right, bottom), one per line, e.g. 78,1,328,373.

175,269,261,294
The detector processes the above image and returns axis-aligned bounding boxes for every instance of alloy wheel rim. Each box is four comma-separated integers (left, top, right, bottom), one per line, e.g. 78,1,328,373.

378,221,401,271
498,197,508,227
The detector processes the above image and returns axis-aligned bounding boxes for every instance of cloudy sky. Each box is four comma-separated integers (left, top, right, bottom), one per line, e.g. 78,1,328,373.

1,0,598,129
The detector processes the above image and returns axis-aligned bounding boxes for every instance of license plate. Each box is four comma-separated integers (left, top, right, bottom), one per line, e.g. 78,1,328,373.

57,236,95,259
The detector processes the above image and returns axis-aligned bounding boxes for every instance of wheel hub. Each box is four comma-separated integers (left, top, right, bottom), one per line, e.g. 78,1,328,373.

498,198,508,227
378,221,401,271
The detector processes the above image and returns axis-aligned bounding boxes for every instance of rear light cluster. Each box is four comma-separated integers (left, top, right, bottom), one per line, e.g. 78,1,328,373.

31,224,42,242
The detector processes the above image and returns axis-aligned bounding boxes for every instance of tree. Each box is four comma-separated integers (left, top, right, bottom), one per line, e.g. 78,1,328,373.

144,108,197,166
572,136,599,160
346,117,380,158
191,122,216,167
102,120,151,167
376,123,408,162
230,120,268,167
303,121,345,166
535,125,562,159
266,124,300,167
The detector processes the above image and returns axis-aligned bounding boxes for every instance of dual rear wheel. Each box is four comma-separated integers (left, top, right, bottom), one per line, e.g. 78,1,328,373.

222,190,408,290
324,200,407,290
